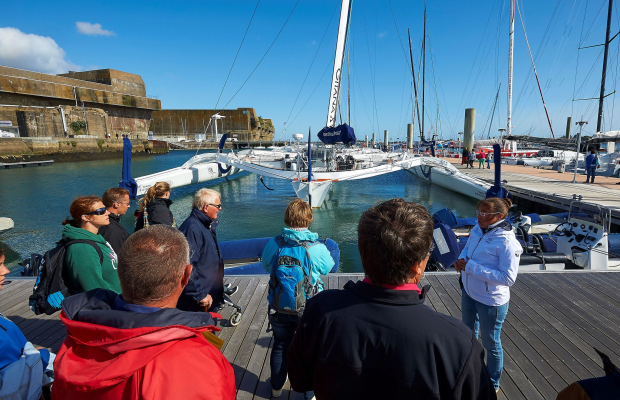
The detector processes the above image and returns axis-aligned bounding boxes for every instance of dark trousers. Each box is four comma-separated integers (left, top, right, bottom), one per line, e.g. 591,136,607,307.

269,312,314,399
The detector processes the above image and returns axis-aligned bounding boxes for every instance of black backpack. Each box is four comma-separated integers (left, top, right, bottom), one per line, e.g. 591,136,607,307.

28,239,103,315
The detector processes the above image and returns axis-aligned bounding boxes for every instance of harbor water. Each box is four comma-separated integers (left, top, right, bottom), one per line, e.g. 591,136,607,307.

0,150,479,275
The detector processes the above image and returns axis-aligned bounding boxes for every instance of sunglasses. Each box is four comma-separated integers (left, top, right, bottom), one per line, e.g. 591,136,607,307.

476,210,501,217
208,203,223,210
85,207,107,216
116,200,131,206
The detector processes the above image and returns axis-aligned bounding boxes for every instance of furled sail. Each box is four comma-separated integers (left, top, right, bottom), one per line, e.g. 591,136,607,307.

325,0,352,129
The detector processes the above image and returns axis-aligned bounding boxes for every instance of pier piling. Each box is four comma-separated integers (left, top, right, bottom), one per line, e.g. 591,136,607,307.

464,108,476,151
407,124,413,150
384,130,389,148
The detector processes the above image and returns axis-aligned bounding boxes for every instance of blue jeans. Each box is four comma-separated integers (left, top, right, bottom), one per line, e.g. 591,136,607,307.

461,288,508,390
586,166,596,183
269,312,314,399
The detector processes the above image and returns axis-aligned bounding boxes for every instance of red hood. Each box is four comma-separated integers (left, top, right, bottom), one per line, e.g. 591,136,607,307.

57,311,220,389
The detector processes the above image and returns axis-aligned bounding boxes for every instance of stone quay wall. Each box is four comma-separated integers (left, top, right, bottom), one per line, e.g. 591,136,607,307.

0,137,168,159
152,108,275,142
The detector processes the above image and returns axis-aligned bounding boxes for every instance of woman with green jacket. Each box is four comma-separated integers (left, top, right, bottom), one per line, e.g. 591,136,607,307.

62,196,121,294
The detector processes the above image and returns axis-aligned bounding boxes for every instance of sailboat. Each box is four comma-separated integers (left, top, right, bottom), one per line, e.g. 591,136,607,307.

215,0,419,207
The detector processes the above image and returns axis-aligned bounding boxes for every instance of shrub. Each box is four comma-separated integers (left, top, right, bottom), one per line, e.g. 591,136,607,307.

71,141,77,147
70,121,86,134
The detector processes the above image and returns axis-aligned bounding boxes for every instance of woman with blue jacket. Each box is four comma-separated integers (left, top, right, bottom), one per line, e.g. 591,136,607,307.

455,197,522,393
261,199,335,399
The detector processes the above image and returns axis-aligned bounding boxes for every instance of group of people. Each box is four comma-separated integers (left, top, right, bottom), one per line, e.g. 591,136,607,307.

462,148,492,169
3,181,603,399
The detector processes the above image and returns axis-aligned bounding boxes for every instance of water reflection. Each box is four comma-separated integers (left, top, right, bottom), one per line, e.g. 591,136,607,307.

0,151,478,274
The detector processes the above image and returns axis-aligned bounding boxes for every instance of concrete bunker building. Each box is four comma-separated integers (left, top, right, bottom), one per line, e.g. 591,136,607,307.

0,66,161,139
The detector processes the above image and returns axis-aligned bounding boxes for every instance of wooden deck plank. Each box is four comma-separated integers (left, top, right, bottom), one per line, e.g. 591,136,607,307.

545,273,620,325
3,273,620,400
439,275,573,392
219,277,259,346
229,279,269,388
518,274,620,356
509,279,603,377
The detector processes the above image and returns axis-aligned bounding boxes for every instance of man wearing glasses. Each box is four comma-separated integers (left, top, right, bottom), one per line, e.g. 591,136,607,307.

99,188,132,255
177,188,236,312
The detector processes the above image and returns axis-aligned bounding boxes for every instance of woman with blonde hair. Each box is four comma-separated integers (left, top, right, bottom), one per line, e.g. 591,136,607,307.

134,181,176,231
62,195,121,294
455,197,522,393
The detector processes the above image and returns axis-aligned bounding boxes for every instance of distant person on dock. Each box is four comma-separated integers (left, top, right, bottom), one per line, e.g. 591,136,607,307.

52,225,236,400
288,199,496,400
177,188,235,312
261,199,335,399
478,151,486,169
462,148,469,166
62,196,121,294
98,188,131,255
0,248,55,400
585,149,599,184
134,181,176,231
486,152,492,169
469,149,476,168
454,197,521,393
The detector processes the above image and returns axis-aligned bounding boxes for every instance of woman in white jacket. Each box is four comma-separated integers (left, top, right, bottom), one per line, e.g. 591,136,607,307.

455,197,522,392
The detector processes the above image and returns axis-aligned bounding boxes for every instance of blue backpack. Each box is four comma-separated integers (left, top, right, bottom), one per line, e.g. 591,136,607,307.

267,235,320,316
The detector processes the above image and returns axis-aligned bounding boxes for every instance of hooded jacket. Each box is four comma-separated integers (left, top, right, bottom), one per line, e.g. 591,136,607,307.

98,213,130,256
458,220,522,306
0,313,54,400
134,198,174,232
62,224,121,294
52,289,235,400
288,280,496,400
178,208,224,310
261,228,335,292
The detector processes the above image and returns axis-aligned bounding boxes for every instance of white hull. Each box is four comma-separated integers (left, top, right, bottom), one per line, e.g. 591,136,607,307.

135,153,241,196
407,158,491,200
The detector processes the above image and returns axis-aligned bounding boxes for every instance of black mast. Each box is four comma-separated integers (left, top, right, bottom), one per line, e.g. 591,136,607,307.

597,0,613,133
408,30,422,137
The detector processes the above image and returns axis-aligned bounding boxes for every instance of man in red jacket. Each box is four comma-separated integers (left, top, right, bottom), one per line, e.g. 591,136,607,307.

52,225,236,400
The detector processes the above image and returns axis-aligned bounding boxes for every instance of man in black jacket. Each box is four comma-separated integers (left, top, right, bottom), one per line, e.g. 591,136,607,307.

288,199,496,400
99,188,131,255
177,188,236,312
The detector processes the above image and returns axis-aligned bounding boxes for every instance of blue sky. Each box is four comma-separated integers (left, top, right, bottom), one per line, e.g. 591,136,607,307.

1,0,618,140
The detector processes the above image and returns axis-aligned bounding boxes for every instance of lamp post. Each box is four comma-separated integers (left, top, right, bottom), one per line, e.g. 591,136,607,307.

572,120,588,183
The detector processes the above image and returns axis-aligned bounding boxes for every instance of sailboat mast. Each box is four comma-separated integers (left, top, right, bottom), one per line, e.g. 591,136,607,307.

422,6,426,140
597,0,613,133
326,0,353,128
507,0,515,139
347,29,351,124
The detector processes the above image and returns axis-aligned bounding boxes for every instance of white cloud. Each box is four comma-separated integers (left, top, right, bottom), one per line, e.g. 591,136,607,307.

76,22,115,36
0,27,80,74
378,32,388,39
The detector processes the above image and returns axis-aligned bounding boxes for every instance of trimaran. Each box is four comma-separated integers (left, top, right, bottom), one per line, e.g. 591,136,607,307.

132,0,430,208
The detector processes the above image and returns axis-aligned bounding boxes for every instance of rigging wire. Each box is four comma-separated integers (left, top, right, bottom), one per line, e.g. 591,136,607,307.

214,0,261,110
387,0,412,70
450,0,501,131
516,0,556,138
222,0,301,109
281,2,340,135
288,56,335,129
361,0,379,134
572,0,590,125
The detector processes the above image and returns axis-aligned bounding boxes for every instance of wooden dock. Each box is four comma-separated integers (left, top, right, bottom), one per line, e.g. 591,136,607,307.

443,158,620,227
0,160,53,168
2,272,619,399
